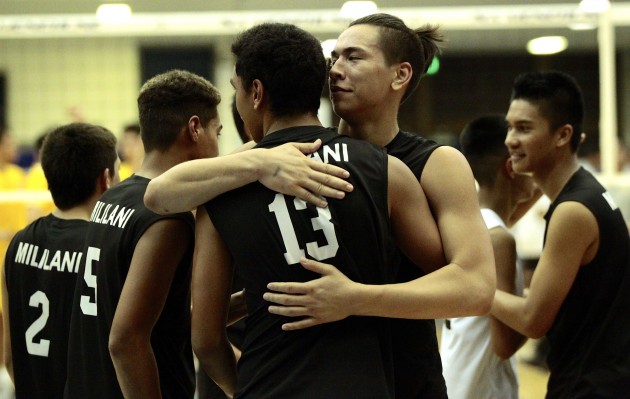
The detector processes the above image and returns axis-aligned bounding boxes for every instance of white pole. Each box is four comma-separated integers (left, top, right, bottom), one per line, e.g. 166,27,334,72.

598,9,618,176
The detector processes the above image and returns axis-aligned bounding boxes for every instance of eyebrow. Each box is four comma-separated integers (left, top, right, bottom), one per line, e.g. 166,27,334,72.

331,46,365,57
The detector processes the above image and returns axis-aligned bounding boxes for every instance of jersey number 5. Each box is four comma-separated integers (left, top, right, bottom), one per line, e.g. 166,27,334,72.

268,193,339,265
80,246,99,316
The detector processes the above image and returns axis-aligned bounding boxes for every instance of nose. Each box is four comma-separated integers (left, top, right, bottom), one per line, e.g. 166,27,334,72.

329,58,343,80
505,128,516,148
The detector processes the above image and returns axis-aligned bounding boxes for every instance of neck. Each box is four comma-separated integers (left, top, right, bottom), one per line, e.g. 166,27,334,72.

52,195,100,221
135,149,190,180
264,113,322,136
338,110,399,148
533,154,581,201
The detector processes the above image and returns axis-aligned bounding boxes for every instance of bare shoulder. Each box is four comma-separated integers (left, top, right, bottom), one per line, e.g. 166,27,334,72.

425,145,470,171
420,146,478,213
548,201,597,235
543,201,598,265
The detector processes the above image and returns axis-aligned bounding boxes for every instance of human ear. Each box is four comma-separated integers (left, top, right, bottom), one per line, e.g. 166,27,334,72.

187,116,202,142
252,79,265,110
101,168,112,190
392,62,412,91
556,124,573,148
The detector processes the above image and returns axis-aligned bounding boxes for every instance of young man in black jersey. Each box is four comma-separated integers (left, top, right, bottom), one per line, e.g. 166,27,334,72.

64,70,218,399
189,23,446,398
63,70,351,399
490,71,630,398
142,14,495,398
2,122,119,399
263,13,495,398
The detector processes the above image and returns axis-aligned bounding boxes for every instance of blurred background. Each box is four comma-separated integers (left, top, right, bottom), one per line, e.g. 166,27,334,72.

1,2,629,397
1,0,629,157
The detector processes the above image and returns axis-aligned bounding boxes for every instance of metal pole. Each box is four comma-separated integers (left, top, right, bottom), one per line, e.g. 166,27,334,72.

598,9,618,176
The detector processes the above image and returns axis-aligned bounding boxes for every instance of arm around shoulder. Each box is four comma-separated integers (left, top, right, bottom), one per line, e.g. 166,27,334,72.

416,146,496,315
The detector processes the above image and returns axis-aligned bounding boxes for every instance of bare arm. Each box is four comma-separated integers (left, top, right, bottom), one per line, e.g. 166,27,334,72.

492,202,597,338
144,140,353,214
109,218,193,399
488,228,526,358
1,263,13,382
388,156,445,273
264,150,495,328
191,206,237,398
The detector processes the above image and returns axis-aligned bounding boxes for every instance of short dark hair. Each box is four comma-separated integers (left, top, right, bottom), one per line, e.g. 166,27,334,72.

231,23,326,117
459,114,509,187
41,123,117,210
138,69,221,152
349,13,442,103
511,71,584,152
123,123,141,136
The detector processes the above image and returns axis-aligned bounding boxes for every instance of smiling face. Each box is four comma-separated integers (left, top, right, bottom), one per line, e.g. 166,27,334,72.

329,24,398,123
505,99,557,176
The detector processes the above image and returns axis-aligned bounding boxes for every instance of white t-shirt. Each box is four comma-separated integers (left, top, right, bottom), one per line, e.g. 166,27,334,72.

441,208,523,399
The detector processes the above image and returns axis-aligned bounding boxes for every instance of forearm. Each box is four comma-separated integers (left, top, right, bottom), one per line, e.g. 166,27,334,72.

110,339,162,399
491,289,544,338
354,263,494,319
489,316,527,359
145,150,266,214
196,337,237,398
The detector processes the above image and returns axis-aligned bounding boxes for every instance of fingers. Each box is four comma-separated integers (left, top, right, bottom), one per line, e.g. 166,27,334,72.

263,291,306,305
268,305,309,317
281,318,320,331
266,281,309,294
291,139,322,155
312,160,350,179
299,257,326,273
296,172,353,204
294,188,329,208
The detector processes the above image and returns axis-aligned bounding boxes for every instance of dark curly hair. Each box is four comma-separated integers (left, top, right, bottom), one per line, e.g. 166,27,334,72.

231,23,326,117
138,69,221,152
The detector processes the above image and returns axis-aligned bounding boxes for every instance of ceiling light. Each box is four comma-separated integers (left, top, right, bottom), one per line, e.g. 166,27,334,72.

569,22,597,30
579,0,610,13
340,1,377,18
96,3,132,23
527,36,568,55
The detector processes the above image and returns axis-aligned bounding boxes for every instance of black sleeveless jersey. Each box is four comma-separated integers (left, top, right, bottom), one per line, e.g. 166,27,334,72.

205,126,398,399
64,175,195,399
385,130,448,399
543,167,630,398
4,214,87,399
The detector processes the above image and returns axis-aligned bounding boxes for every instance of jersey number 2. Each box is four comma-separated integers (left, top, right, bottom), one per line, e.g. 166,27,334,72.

268,193,339,265
25,291,50,357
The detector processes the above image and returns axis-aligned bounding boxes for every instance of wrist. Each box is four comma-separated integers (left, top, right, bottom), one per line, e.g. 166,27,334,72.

350,282,382,317
246,148,266,182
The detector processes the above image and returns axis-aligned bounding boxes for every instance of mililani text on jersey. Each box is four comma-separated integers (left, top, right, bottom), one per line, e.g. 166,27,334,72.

89,200,135,229
13,242,82,273
308,143,350,164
